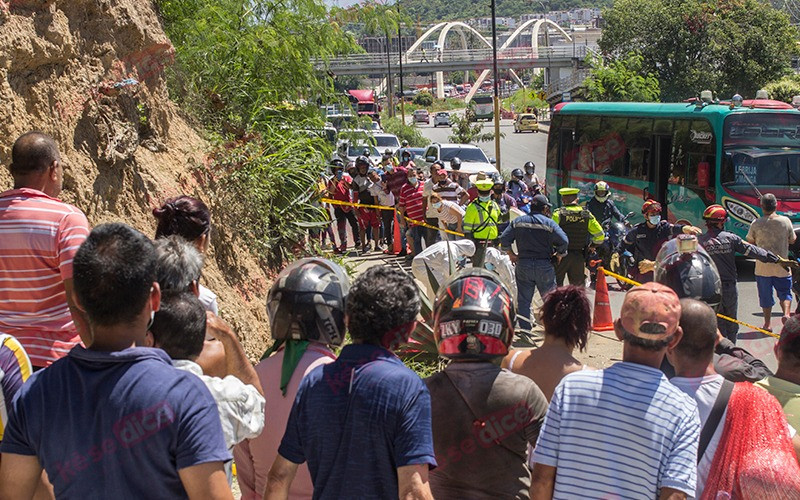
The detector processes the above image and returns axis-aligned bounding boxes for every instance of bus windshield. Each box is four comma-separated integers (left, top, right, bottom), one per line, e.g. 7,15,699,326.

722,149,800,200
724,113,800,148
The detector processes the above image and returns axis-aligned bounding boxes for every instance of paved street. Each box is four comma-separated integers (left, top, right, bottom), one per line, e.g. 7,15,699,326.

410,116,783,370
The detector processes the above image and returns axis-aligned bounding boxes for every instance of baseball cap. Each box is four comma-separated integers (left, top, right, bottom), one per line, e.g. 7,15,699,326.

530,194,551,209
436,168,448,177
619,282,681,340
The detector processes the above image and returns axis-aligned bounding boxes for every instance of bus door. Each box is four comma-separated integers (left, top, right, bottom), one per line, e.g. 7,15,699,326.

558,126,575,199
651,134,673,217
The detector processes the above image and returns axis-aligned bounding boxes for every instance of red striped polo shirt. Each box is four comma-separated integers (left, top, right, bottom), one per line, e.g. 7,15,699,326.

399,182,425,222
0,188,90,367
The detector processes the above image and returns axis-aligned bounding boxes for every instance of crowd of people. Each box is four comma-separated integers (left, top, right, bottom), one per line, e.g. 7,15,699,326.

1,130,800,500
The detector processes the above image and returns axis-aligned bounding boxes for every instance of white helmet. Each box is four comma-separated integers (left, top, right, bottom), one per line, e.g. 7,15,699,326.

594,181,610,202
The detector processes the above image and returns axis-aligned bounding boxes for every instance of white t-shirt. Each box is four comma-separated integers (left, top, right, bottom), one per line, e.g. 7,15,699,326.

199,284,219,315
423,179,437,218
368,183,395,207
670,374,796,497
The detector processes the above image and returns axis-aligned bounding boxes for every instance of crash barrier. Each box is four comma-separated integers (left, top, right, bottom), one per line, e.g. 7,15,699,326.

320,198,466,237
600,267,780,340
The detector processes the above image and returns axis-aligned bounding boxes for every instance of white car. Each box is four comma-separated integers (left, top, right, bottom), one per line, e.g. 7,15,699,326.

421,143,497,175
336,141,381,165
371,133,401,155
433,112,451,127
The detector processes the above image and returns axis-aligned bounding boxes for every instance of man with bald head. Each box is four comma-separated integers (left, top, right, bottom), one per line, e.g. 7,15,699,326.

0,131,90,368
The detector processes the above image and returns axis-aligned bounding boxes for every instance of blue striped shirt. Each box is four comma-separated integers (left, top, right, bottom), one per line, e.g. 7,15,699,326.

532,362,700,499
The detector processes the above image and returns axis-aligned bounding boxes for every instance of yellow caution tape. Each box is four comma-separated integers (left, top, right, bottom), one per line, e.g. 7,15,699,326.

600,267,780,339
320,198,466,237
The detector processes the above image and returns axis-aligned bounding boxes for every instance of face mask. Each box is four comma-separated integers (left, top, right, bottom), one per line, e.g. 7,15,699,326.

408,177,418,185
595,194,609,202
438,179,448,186
479,195,491,202
525,170,534,175
432,202,442,209
384,164,393,172
648,215,661,225
336,171,343,180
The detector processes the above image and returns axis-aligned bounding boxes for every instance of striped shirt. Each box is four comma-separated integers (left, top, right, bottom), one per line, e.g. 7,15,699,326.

0,334,32,441
435,200,464,226
399,182,425,222
433,180,465,204
0,188,90,367
533,362,700,499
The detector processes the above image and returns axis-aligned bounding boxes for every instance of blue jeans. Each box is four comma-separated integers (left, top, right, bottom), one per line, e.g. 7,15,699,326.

516,259,556,331
407,224,424,257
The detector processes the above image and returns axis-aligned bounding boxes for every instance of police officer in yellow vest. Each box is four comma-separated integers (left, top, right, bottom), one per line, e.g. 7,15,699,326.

464,177,502,268
552,187,605,286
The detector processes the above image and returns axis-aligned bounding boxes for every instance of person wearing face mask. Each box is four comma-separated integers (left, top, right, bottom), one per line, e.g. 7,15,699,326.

449,157,471,191
464,177,502,268
422,162,446,247
507,169,529,203
586,181,623,224
380,149,398,170
522,161,542,195
430,192,464,241
398,168,426,260
326,159,360,253
623,199,701,283
398,148,416,169
490,173,517,235
552,187,605,287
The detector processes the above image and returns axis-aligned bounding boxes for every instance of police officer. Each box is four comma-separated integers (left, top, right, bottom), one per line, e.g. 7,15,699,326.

623,199,701,283
698,204,791,343
500,194,569,331
586,181,623,224
552,187,604,286
464,177,501,268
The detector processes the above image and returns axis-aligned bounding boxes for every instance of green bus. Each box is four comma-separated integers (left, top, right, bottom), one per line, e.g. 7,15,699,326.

545,100,800,238
470,94,494,121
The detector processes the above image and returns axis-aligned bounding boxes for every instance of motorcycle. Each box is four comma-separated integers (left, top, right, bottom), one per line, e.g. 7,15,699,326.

588,211,634,290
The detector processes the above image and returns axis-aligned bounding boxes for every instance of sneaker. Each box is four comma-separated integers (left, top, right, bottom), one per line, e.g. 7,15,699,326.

361,244,370,255
374,243,384,252
336,245,347,254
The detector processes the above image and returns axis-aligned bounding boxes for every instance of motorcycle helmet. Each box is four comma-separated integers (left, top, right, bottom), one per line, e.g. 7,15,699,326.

511,168,524,180
594,181,610,202
433,268,515,359
702,204,728,225
355,155,370,170
523,161,535,174
450,157,462,170
654,235,722,311
642,199,662,215
401,139,409,148
267,258,349,345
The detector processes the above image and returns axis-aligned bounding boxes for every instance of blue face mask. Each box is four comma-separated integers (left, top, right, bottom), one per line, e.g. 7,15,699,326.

335,171,343,180
479,195,491,202
408,177,418,185
648,215,661,225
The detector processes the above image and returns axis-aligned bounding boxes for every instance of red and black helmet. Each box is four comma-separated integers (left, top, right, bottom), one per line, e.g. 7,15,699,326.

642,199,662,215
433,268,515,360
702,204,728,223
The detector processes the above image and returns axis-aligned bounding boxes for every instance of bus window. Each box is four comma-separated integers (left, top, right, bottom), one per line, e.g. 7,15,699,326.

574,116,602,172
686,120,716,191
654,119,673,135
599,116,628,176
546,115,561,175
626,119,654,180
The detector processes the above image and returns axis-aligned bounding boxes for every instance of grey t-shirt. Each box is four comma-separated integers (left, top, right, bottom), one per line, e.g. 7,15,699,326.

425,362,548,499
746,214,795,277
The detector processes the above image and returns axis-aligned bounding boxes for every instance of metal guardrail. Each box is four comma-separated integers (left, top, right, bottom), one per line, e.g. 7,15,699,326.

318,44,598,71
546,68,592,99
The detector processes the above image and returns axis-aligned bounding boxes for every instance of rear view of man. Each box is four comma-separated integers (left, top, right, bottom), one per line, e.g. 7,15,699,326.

0,131,90,368
0,223,232,498
531,282,700,500
552,187,604,287
264,266,436,499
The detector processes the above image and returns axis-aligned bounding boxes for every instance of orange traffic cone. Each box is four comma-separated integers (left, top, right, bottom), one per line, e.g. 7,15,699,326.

592,268,614,332
392,211,402,255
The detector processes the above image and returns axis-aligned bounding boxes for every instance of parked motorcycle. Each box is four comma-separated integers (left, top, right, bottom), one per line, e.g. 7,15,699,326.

588,211,634,290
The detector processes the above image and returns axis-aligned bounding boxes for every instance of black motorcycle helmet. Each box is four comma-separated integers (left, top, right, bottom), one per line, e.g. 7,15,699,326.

433,268,516,359
523,161,535,174
450,157,462,171
267,258,349,345
654,235,722,311
511,168,524,180
355,155,370,171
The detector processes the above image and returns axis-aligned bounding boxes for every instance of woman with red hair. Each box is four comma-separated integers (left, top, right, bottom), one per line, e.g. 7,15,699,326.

502,285,594,401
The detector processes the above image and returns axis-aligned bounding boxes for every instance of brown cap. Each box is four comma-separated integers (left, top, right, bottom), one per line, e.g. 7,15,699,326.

620,282,681,340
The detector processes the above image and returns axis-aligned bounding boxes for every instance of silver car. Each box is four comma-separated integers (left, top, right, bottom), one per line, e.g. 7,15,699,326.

433,112,451,127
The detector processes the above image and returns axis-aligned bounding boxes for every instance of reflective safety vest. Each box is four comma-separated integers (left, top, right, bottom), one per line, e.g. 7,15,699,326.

554,205,595,252
464,199,501,240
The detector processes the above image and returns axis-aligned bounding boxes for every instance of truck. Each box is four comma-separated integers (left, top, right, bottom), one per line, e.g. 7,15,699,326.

347,90,380,123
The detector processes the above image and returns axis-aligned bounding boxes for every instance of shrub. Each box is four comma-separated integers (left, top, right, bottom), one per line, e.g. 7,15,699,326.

381,116,429,148
413,91,434,107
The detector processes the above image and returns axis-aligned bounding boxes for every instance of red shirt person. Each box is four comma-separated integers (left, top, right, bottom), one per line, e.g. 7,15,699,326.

398,169,426,257
0,132,90,368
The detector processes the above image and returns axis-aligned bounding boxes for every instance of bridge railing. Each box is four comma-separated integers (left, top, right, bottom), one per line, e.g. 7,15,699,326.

317,44,598,69
546,68,592,99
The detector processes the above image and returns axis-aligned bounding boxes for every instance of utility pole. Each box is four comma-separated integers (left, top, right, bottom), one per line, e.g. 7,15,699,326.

385,32,394,118
490,0,501,170
397,8,406,124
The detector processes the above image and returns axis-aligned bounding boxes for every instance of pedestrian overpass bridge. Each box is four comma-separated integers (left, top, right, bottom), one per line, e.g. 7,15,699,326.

315,19,598,101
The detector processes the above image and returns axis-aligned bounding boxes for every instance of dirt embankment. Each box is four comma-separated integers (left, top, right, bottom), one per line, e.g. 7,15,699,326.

0,0,271,358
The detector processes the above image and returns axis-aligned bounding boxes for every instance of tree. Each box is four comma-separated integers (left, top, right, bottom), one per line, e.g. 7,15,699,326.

600,0,798,101
763,75,800,103
582,52,660,102
413,91,434,106
449,114,497,144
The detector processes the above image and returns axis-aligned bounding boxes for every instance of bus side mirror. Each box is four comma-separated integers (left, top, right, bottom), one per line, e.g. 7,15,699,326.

697,162,710,188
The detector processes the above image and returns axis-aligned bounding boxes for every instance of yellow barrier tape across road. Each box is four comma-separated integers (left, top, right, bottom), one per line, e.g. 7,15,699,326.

600,267,780,339
320,198,466,237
